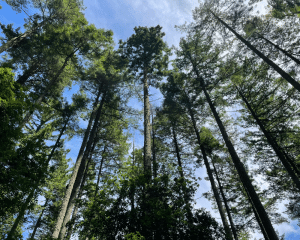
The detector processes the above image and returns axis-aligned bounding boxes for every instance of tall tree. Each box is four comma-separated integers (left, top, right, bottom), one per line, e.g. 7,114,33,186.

119,25,169,179
174,30,279,239
191,0,300,92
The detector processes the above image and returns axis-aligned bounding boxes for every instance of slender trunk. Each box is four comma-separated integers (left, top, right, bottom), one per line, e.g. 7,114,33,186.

7,117,69,239
130,141,135,232
197,75,278,240
63,137,99,239
209,10,300,92
237,87,300,190
95,146,106,198
212,161,238,240
172,125,184,179
242,183,270,240
82,147,106,240
256,33,300,65
57,90,107,239
143,67,152,178
51,89,102,239
171,124,194,227
20,51,75,129
30,198,49,239
187,105,233,240
152,113,157,178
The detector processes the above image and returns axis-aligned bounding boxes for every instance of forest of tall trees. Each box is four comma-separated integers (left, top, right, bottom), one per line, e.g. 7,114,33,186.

0,0,300,239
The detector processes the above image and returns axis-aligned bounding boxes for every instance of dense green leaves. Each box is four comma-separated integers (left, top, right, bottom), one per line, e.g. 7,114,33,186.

1,0,300,239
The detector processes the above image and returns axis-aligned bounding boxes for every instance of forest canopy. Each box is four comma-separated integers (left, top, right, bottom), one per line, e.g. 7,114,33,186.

0,0,300,239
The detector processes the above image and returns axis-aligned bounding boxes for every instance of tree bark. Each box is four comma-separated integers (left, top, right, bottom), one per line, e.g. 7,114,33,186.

187,105,233,240
143,67,152,179
152,112,157,178
81,146,106,240
197,75,279,240
62,136,99,239
57,90,106,239
237,87,300,190
212,160,238,240
171,124,194,228
242,183,270,240
51,88,102,239
172,125,184,179
95,146,106,198
209,10,300,92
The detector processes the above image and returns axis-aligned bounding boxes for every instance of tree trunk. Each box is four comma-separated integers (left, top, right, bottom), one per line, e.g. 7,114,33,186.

51,88,102,239
237,87,300,190
62,136,99,239
152,112,157,178
57,90,107,239
7,116,69,240
81,146,106,240
187,105,233,240
197,74,279,240
30,198,49,239
95,146,106,198
171,124,194,228
242,183,270,240
256,33,300,65
209,10,300,92
212,160,238,240
172,125,184,179
144,67,152,179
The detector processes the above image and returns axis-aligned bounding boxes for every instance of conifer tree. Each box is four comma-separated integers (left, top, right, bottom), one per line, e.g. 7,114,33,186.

119,25,169,179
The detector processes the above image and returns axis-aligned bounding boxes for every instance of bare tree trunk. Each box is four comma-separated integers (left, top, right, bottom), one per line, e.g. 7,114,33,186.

171,124,194,229
82,147,106,240
241,183,270,240
209,10,300,92
212,160,238,240
197,74,278,240
57,90,107,239
51,88,102,239
237,86,300,190
63,136,99,240
172,125,184,179
152,112,157,178
95,146,106,198
143,67,152,179
187,105,233,240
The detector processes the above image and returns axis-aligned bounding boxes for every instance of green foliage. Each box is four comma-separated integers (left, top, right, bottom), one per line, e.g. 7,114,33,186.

0,67,28,158
125,232,145,240
81,174,224,240
268,0,300,18
119,25,170,84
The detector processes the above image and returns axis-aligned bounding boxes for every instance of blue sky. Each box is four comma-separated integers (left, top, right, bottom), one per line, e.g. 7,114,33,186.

1,0,300,239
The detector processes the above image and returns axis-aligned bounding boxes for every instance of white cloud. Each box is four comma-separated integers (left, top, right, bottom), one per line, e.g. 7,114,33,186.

83,0,199,47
